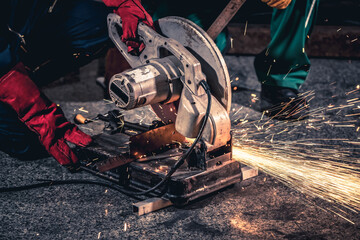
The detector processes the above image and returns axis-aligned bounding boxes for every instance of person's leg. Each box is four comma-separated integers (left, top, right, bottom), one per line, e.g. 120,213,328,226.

254,0,319,90
23,0,112,85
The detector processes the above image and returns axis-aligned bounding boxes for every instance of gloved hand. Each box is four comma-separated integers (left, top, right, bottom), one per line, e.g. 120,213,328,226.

103,0,154,54
261,0,292,9
0,63,92,169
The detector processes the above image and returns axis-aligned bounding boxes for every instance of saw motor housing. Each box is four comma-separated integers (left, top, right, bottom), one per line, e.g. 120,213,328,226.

107,14,231,150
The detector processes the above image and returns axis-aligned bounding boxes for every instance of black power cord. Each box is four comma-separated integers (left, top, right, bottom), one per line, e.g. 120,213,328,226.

0,80,212,197
0,179,140,200
122,80,212,195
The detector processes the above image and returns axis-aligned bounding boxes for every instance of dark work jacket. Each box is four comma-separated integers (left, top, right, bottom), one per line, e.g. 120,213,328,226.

0,0,59,75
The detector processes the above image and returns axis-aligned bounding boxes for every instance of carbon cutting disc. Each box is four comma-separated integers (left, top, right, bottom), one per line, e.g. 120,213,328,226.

151,17,231,124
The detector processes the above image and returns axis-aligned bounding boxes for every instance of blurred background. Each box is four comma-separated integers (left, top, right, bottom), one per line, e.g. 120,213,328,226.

43,0,360,101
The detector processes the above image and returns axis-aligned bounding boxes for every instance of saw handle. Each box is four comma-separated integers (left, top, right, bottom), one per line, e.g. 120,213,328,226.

107,14,206,96
107,14,145,67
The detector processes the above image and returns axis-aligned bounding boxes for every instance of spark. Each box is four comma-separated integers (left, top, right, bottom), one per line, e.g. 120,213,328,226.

80,126,94,132
244,21,248,36
346,86,360,95
266,65,272,76
232,145,360,221
103,99,114,104
78,107,88,113
347,98,359,103
250,93,258,103
334,125,355,128
344,141,360,146
265,48,269,56
230,86,360,223
345,113,360,117
348,100,360,104
283,68,293,80
350,38,358,43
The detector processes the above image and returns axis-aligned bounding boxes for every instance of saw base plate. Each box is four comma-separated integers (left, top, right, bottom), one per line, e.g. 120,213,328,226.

76,132,242,206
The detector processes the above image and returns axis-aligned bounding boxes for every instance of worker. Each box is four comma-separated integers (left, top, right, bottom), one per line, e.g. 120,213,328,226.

256,0,319,118
0,0,154,170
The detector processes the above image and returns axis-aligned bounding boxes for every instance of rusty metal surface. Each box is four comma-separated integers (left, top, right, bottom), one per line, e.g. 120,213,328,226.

207,0,247,40
129,154,241,205
129,123,186,159
96,155,134,172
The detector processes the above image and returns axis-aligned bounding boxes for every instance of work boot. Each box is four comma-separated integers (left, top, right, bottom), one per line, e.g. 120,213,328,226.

260,85,309,120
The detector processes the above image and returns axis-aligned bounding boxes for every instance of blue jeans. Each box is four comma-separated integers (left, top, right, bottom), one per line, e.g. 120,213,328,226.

0,0,111,158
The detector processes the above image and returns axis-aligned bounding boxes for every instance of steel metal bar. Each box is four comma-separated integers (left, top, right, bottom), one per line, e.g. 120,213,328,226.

207,0,247,40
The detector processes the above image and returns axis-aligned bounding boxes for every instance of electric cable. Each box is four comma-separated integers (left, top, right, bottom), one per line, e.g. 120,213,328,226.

80,79,212,196
0,80,212,197
0,178,142,200
122,79,212,195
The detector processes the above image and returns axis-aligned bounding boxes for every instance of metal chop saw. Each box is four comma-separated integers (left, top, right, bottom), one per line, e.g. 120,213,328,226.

77,13,255,208
108,13,231,148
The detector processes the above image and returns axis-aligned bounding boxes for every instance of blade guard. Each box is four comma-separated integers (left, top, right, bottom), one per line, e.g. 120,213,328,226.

176,89,231,149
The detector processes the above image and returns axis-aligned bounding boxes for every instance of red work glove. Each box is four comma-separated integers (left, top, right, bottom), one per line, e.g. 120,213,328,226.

103,0,154,53
0,63,92,169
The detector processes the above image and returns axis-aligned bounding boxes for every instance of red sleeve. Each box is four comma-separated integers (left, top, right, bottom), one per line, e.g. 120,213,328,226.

102,0,127,7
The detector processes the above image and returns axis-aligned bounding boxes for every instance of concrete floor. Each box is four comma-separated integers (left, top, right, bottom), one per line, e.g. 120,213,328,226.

1,56,360,239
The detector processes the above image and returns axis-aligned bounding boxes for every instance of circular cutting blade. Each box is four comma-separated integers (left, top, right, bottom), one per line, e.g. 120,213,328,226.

151,17,231,124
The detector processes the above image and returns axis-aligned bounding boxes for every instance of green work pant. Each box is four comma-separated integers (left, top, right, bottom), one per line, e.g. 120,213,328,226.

254,0,319,90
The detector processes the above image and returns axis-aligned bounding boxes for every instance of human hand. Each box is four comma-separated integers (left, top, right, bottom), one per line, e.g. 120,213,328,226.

103,0,154,54
0,63,93,168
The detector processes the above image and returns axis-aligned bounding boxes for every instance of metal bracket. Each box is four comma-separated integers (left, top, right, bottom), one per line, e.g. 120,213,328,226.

187,140,208,170
107,14,205,96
